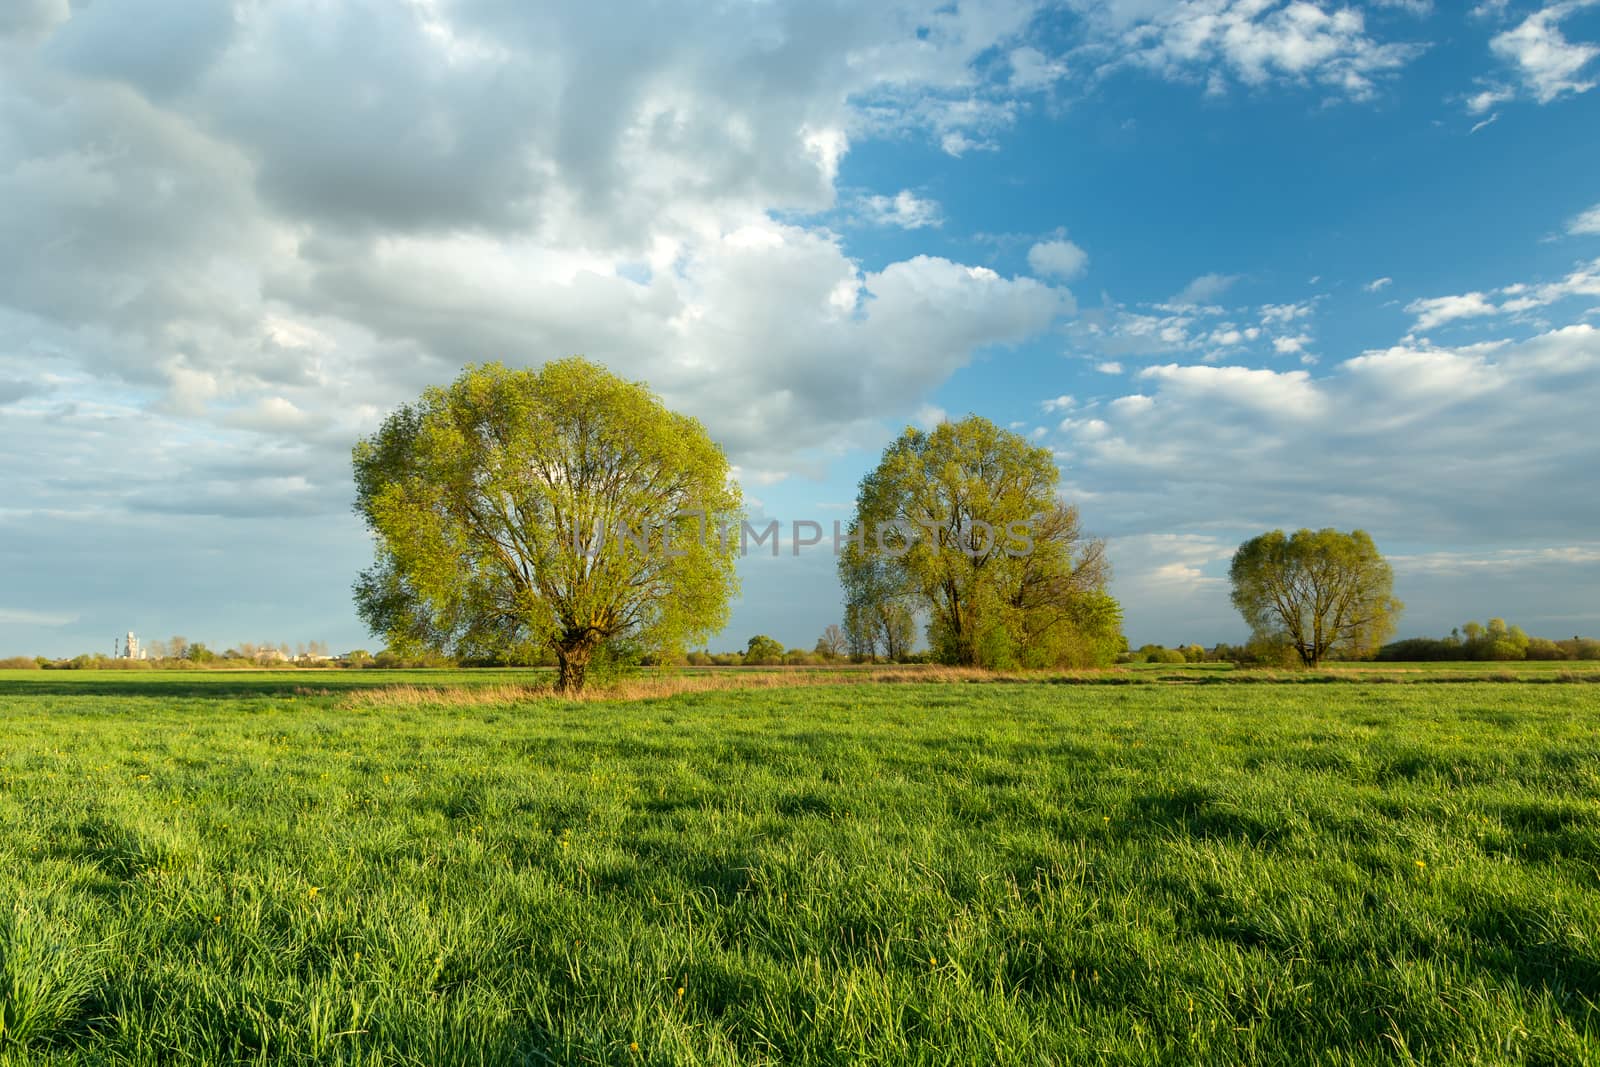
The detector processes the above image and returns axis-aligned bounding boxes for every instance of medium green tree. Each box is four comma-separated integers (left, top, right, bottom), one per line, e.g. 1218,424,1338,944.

840,415,1118,669
1229,528,1401,667
353,359,741,692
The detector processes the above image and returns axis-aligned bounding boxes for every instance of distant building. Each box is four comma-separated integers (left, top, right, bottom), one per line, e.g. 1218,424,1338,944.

118,632,147,660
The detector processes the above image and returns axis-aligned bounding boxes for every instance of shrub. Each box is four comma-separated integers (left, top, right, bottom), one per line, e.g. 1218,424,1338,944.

1525,638,1565,661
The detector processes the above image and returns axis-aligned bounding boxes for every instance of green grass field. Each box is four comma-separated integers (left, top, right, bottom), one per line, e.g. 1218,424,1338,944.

2,672,1598,1065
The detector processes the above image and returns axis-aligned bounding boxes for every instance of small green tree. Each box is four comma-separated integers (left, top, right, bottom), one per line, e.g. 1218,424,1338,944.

1230,528,1401,667
744,635,784,666
353,359,742,692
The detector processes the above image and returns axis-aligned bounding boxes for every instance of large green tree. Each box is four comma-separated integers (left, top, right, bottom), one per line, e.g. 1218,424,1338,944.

1229,528,1402,667
840,416,1119,669
353,359,741,691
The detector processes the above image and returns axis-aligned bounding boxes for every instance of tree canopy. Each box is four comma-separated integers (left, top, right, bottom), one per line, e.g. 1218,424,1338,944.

353,359,741,691
1229,528,1402,667
839,415,1121,669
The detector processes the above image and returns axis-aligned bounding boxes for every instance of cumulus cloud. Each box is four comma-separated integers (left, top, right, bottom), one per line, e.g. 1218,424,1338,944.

1486,0,1600,105
1058,323,1600,547
1139,362,1326,418
1406,292,1500,331
0,0,1095,654
0,0,1080,507
1027,237,1090,280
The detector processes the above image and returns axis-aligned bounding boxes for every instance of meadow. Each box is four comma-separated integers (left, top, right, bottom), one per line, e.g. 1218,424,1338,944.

1,671,1597,1065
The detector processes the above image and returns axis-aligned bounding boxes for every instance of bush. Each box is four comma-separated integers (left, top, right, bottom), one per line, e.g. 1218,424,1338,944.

1241,636,1300,668
0,656,40,670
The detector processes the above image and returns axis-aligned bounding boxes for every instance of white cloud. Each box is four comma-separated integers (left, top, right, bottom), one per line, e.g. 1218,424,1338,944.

1008,45,1069,89
1059,323,1600,550
1172,272,1239,307
1392,544,1600,575
0,0,1082,512
1073,0,1422,101
1365,276,1394,292
0,606,78,627
1465,86,1515,114
1105,532,1235,644
1406,292,1499,331
1069,289,1319,366
1042,394,1076,412
858,189,944,229
1095,361,1124,374
1027,237,1090,280
1259,300,1314,325
1569,202,1600,235
1405,259,1600,332
1139,363,1326,418
1487,1,1600,104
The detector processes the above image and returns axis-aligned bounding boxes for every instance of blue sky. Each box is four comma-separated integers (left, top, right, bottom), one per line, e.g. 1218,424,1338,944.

2,0,1598,656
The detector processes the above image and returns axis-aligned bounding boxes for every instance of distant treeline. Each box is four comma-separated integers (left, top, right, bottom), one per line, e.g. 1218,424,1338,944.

1120,642,1291,666
1375,620,1600,662
1120,619,1600,666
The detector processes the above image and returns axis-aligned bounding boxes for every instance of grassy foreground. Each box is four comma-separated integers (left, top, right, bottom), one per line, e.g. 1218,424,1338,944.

1,675,1597,1065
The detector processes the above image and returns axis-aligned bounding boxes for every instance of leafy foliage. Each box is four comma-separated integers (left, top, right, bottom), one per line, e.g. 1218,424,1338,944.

1230,528,1402,667
841,416,1119,668
743,635,785,666
353,360,741,691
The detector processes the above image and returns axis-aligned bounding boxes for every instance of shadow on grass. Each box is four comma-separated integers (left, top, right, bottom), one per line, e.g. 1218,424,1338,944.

0,671,549,700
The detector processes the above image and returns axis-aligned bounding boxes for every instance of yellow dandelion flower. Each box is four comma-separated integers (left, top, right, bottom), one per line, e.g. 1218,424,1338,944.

630,1042,639,1052
676,986,685,999
308,886,319,899
1415,860,1426,868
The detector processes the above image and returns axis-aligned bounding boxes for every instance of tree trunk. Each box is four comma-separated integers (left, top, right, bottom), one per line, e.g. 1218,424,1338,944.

554,633,600,693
